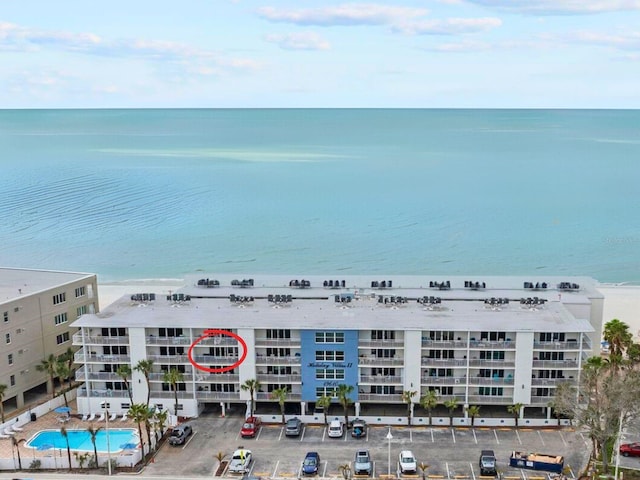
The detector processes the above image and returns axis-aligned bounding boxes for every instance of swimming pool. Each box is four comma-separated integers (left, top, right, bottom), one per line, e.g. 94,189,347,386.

25,428,139,453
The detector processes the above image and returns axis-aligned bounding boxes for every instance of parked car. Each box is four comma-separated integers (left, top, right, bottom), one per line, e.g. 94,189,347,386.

479,450,497,476
229,449,253,474
302,451,321,475
398,450,417,474
285,417,303,436
351,419,367,438
241,416,262,438
168,423,193,446
354,450,372,476
620,443,640,457
327,420,344,438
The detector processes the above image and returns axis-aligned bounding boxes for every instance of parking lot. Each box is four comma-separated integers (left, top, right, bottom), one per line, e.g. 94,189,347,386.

144,414,593,478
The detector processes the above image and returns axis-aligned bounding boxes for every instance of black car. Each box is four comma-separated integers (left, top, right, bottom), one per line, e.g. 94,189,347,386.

168,424,193,445
351,419,367,438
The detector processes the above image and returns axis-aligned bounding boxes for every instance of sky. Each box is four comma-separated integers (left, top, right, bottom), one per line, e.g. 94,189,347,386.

1,0,639,108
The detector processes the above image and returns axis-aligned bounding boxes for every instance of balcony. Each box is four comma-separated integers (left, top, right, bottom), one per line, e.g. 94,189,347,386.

255,355,301,366
469,340,515,349
195,391,242,401
467,395,513,405
422,376,468,385
530,395,555,406
422,358,467,367
533,341,582,351
358,356,404,366
147,354,189,364
73,332,129,345
531,377,575,386
357,393,403,403
255,374,301,383
146,336,192,346
359,375,403,384
256,391,301,401
468,359,515,368
77,387,129,398
358,340,405,348
74,350,131,363
148,373,195,382
254,338,299,347
532,360,578,369
421,339,468,348
468,377,514,386
194,373,240,383
75,371,122,382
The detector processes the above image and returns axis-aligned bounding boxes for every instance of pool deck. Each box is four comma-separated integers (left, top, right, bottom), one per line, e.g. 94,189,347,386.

0,399,138,463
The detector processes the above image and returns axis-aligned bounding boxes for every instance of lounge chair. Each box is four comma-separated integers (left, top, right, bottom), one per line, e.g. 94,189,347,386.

81,414,89,421
11,425,24,432
120,412,129,422
96,413,105,422
0,433,10,439
87,413,96,422
109,412,117,421
3,429,15,436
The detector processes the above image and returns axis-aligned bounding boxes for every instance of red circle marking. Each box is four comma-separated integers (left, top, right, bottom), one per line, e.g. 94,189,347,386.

187,329,248,373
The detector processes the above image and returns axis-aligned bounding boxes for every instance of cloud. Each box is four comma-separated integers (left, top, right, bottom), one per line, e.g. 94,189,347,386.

257,3,429,26
568,30,640,51
0,21,260,73
463,0,640,15
394,17,502,35
264,32,331,50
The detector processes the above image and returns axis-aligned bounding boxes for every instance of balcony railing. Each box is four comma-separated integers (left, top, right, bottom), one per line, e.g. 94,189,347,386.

146,336,192,346
256,392,301,401
469,340,515,349
255,374,301,383
77,388,129,398
254,338,300,347
422,376,467,385
74,351,131,363
75,371,122,382
532,360,578,368
357,393,403,403
467,395,513,404
194,373,240,383
530,395,555,405
421,339,469,348
148,373,195,382
468,359,515,368
421,358,467,367
467,377,514,386
358,357,404,366
533,341,582,351
359,375,403,384
73,332,129,345
255,356,301,365
531,377,575,386
358,340,405,348
195,391,242,401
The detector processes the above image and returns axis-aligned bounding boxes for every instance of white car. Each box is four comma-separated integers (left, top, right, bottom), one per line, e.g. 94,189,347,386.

229,449,252,474
327,420,344,438
399,450,417,474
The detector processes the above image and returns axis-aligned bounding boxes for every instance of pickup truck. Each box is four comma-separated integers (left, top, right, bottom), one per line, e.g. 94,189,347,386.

509,452,564,474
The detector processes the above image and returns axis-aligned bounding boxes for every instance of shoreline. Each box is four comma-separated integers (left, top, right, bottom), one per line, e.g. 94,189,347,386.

97,280,640,340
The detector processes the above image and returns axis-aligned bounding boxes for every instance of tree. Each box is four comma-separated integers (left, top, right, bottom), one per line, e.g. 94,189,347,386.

128,403,149,457
86,424,102,469
134,360,154,408
54,359,71,408
11,436,25,470
338,463,352,480
116,365,134,405
163,368,185,416
603,318,633,359
154,409,169,442
36,354,58,399
270,387,289,424
58,348,76,388
466,405,480,427
241,379,261,416
444,398,458,426
402,390,417,425
336,384,354,427
420,390,439,426
60,426,73,470
316,395,332,425
0,383,7,423
507,403,524,428
418,462,429,480
214,451,228,475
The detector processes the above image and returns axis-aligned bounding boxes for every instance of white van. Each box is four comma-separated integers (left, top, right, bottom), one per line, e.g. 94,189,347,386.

327,419,343,438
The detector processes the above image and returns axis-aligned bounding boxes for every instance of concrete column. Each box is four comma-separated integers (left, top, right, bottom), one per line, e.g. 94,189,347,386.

220,402,226,417
301,401,306,415
355,402,361,417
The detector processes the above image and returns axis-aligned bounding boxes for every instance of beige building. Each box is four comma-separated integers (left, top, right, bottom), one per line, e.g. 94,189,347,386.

0,267,98,412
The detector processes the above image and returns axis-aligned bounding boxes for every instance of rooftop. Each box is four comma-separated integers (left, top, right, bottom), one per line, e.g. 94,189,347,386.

0,267,95,304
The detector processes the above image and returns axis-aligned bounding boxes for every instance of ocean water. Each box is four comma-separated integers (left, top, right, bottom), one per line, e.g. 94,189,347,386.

1,109,639,284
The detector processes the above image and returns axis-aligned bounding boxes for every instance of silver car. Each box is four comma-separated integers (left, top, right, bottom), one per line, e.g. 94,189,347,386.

229,449,253,474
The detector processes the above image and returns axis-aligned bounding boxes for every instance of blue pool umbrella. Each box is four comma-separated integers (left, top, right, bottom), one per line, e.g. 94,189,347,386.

54,406,71,413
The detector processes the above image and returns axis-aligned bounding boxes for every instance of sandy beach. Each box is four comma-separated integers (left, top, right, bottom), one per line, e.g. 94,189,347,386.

97,280,640,341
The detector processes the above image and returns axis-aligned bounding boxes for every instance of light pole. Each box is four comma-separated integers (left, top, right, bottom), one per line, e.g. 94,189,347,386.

386,427,393,476
101,401,112,476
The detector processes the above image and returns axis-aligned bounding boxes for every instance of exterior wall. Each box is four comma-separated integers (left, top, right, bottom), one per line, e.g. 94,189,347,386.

403,330,422,397
513,332,534,404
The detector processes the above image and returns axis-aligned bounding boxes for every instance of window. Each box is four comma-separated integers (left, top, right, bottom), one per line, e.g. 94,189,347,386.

209,346,237,357
427,368,453,377
428,331,455,341
54,313,68,325
373,348,397,358
162,383,186,392
480,331,507,341
267,366,291,374
3,311,8,323
266,329,291,339
316,387,338,398
372,368,396,376
158,328,184,337
159,346,183,356
479,387,503,396
8,353,13,365
10,374,15,386
315,351,345,362
56,332,70,344
75,286,86,298
315,331,344,344
539,332,565,342
371,330,395,340
77,305,88,316
479,351,505,360
105,382,128,391
210,384,236,392
102,328,126,337
53,292,66,305
370,385,396,394
316,369,345,380
265,348,290,357
5,333,10,344
426,349,454,359
104,345,128,355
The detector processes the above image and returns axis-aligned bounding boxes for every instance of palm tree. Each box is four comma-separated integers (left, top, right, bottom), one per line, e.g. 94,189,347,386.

603,318,633,358
54,359,71,408
316,395,332,425
270,387,289,424
59,348,76,389
36,354,58,399
336,384,354,427
418,462,429,480
60,426,73,470
214,451,228,475
338,463,352,480
402,390,417,425
86,424,102,468
0,383,7,423
11,436,25,470
508,403,524,428
420,390,439,426
465,405,480,426
128,403,148,457
444,398,458,426
116,365,134,405
153,409,169,442
163,368,185,416
141,407,154,453
134,360,154,407
241,379,261,416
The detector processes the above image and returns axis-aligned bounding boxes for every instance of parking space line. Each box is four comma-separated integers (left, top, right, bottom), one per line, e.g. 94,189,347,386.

452,428,456,443
472,429,478,444
515,429,522,445
183,431,197,449
272,460,279,478
410,429,413,443
469,462,476,480
559,431,568,447
431,429,435,443
537,430,545,446
301,426,306,441
446,462,451,479
494,430,500,444
322,461,328,477
278,427,283,441
256,427,263,440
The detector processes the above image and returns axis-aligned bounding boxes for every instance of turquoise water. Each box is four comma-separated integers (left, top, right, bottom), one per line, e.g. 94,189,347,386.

1,109,639,283
25,428,138,453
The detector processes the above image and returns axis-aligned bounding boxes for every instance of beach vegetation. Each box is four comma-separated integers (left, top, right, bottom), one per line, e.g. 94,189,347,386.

444,398,458,426
163,367,184,416
270,386,289,424
420,390,439,426
336,384,354,427
133,359,154,407
316,395,332,425
0,383,6,423
240,379,261,416
402,390,417,425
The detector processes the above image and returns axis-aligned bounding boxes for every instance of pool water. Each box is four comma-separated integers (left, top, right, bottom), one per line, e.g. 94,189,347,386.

25,428,138,453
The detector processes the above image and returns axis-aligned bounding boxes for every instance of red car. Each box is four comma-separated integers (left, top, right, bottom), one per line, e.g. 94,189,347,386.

240,416,262,438
620,443,640,457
